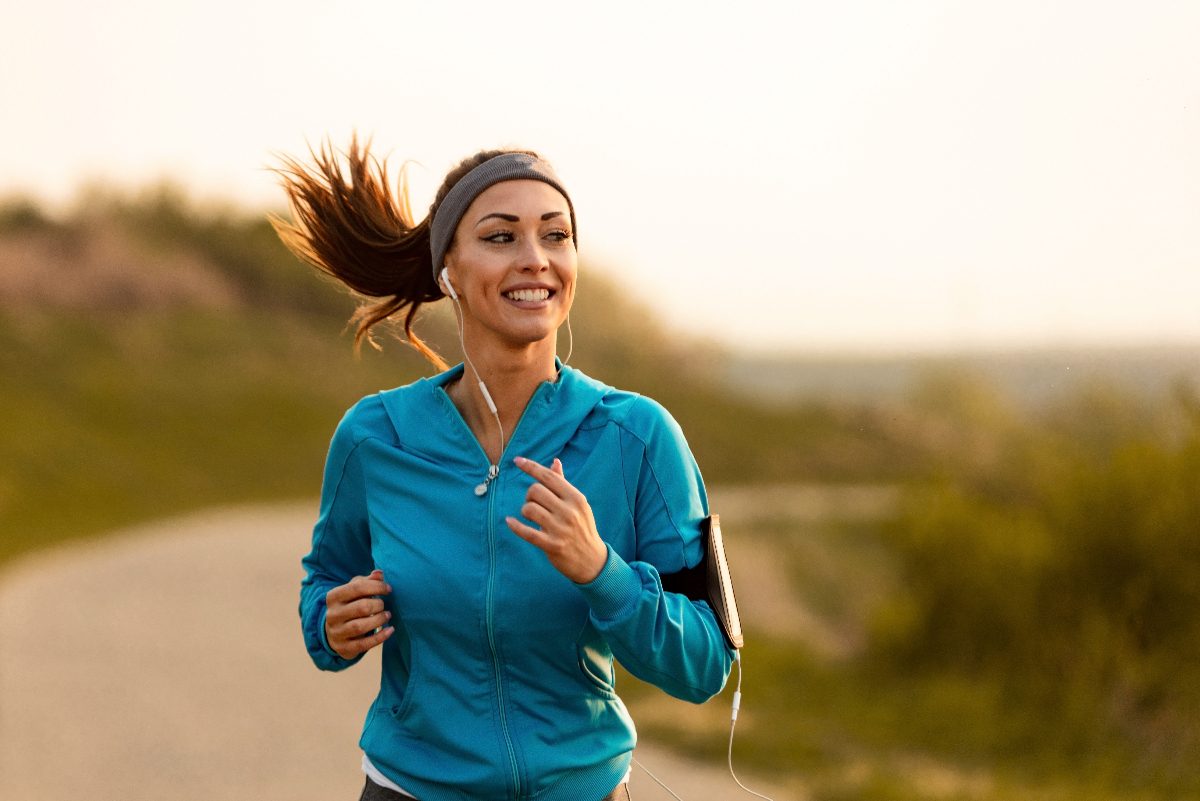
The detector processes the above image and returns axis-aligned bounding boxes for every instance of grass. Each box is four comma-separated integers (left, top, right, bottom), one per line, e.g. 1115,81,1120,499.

613,513,1200,801
0,309,426,565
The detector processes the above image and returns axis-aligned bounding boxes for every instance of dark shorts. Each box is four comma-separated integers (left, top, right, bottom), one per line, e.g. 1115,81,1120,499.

358,776,632,801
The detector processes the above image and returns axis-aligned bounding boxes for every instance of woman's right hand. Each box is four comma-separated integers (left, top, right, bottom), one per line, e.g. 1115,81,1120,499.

324,569,394,659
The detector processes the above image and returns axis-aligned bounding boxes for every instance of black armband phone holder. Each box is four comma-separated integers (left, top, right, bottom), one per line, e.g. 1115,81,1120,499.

660,514,744,650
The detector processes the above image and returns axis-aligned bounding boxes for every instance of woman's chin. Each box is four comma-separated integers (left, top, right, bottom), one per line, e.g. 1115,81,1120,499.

500,313,568,343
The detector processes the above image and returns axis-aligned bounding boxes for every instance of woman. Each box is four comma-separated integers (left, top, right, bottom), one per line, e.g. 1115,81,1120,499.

273,137,735,801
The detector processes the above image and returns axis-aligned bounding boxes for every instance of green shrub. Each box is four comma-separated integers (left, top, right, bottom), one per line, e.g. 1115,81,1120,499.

871,374,1200,780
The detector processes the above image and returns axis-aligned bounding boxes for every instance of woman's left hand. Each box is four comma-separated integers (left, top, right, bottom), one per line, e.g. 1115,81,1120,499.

506,456,608,584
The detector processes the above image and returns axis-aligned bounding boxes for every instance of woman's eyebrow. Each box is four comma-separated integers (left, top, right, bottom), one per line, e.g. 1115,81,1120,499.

475,212,519,225
475,211,566,226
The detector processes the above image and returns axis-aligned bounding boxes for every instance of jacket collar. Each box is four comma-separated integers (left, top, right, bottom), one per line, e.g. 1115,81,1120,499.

377,359,612,471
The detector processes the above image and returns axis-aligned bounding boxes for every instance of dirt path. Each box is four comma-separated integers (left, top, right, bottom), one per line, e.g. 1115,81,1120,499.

0,503,798,801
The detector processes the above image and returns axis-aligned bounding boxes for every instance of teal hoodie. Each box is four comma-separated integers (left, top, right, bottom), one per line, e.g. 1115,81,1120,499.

300,362,734,801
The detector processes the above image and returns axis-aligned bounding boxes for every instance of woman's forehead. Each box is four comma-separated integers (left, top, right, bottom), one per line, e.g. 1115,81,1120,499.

466,179,571,219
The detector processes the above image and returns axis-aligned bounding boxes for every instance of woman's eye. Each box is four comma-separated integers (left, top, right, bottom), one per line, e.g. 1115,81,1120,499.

546,229,573,243
482,231,514,244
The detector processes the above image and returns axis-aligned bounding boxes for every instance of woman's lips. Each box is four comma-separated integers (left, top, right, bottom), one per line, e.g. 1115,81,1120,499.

502,288,552,302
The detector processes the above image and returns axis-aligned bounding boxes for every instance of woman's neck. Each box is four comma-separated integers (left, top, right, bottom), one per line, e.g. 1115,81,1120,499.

445,337,559,464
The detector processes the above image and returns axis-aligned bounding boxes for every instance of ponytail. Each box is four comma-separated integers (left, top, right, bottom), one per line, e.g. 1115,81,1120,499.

269,135,542,370
269,132,445,367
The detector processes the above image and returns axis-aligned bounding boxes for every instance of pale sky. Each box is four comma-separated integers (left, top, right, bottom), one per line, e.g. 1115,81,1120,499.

2,1,1198,354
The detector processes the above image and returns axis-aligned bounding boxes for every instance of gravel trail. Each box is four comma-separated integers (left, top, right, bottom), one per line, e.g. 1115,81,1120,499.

0,504,797,801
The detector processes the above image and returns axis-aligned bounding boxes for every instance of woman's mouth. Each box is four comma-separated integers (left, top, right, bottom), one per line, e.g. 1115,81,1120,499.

502,288,553,303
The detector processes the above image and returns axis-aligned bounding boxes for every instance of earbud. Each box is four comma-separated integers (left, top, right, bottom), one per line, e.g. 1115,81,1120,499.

439,267,458,300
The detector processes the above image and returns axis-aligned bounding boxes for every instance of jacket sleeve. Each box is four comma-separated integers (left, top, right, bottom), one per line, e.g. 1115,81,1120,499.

574,400,735,703
299,409,375,672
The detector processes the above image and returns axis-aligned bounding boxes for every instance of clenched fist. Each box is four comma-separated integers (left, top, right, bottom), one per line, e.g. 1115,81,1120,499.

324,569,394,659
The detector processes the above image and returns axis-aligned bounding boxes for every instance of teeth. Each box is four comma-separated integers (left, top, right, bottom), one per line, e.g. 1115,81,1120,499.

504,288,551,302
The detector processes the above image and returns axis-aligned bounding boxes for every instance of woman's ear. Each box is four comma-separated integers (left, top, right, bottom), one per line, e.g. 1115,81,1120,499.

439,267,458,300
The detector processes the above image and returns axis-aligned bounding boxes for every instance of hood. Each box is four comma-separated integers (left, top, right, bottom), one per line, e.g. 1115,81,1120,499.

376,359,613,471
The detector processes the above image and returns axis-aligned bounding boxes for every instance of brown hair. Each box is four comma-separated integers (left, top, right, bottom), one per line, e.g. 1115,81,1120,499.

269,133,538,368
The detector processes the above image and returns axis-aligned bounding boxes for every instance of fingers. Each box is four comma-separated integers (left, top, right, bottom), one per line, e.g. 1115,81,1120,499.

324,569,395,659
337,606,392,637
513,456,582,520
512,456,574,497
332,596,387,621
512,456,587,529
519,502,554,531
524,482,563,516
508,454,605,583
518,483,580,536
506,515,551,548
505,511,608,585
326,569,391,606
326,599,393,659
334,622,394,658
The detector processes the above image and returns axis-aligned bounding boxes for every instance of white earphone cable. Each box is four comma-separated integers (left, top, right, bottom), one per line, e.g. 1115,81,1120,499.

447,292,504,474
631,756,685,801
560,312,573,370
631,651,775,800
728,653,774,801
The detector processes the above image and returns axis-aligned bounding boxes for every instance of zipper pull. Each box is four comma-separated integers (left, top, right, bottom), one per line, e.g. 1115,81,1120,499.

474,463,500,497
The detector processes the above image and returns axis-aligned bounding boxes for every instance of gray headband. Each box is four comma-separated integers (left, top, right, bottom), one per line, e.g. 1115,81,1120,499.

429,152,576,284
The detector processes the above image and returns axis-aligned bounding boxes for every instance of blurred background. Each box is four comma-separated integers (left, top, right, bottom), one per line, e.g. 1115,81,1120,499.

1,1,1198,799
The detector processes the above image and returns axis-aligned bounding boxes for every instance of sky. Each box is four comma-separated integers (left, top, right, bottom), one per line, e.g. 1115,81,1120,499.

2,0,1198,354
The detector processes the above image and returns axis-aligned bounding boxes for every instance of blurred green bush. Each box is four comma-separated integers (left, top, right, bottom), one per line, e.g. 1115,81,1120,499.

871,371,1200,783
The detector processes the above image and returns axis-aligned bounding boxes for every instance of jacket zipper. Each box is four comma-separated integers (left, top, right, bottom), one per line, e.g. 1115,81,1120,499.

486,483,522,798
444,377,552,798
481,386,550,800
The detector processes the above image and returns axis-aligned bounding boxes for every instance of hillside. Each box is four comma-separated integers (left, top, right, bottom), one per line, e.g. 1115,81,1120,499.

0,187,901,563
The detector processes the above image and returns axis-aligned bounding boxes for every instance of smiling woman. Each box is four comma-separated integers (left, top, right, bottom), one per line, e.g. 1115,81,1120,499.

269,135,735,801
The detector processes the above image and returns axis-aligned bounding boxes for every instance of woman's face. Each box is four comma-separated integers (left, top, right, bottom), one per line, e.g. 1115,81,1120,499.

443,179,577,350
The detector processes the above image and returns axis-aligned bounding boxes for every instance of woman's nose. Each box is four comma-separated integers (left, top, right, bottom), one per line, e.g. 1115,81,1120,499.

515,237,550,271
